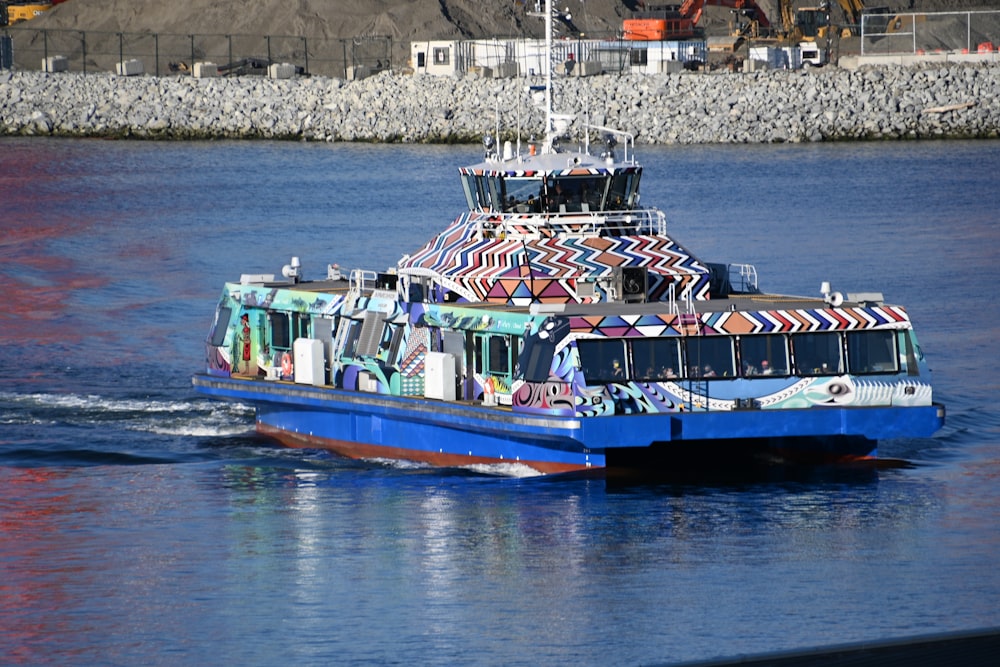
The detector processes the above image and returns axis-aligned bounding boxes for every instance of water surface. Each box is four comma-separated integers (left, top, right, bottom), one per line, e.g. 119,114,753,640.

2,138,998,666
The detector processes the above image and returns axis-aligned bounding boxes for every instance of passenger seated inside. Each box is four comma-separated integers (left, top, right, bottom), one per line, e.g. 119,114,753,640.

760,359,774,375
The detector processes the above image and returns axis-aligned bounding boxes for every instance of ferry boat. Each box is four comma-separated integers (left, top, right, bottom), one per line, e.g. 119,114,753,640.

191,3,944,475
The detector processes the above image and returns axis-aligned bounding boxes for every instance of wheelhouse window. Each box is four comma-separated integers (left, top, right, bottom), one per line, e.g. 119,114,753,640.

577,338,628,383
542,176,610,213
503,177,543,212
847,330,899,374
740,335,789,376
631,338,681,380
684,336,735,378
793,333,843,375
607,170,640,210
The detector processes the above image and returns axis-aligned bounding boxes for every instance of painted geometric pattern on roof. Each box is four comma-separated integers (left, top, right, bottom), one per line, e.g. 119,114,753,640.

400,213,710,279
569,305,912,337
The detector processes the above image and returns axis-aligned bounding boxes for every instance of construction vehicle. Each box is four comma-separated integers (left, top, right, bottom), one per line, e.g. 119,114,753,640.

1,1,55,27
623,0,772,41
782,1,879,41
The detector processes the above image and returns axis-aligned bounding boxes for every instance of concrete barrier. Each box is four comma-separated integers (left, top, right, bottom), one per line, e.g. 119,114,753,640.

268,62,296,79
193,62,219,78
43,55,69,73
116,59,144,76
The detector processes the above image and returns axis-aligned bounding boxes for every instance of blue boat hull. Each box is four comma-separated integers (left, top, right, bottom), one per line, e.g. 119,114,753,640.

192,375,945,474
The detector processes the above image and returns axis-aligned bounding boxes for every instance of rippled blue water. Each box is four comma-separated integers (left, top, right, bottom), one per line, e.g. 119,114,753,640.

2,137,999,666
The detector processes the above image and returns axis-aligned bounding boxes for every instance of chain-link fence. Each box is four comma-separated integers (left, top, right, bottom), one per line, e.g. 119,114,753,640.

1,27,392,79
861,10,1000,56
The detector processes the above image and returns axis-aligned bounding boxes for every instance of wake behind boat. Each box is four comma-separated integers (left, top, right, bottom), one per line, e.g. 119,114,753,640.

191,1,944,474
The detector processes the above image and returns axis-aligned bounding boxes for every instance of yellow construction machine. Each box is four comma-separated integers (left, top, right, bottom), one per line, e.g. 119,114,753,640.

1,1,54,27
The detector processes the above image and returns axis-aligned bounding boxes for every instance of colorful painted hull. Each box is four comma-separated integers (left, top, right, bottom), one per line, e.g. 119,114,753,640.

192,374,944,474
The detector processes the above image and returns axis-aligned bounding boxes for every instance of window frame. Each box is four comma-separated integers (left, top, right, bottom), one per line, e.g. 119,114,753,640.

846,330,900,375
792,332,844,376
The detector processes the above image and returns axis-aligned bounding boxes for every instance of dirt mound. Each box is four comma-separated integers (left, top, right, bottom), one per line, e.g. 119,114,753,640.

26,1,1000,44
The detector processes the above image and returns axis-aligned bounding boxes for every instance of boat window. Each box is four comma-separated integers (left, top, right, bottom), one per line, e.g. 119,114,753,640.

474,177,490,211
503,177,544,213
342,320,362,359
518,336,554,382
474,336,484,373
462,174,492,211
631,338,681,381
487,335,512,375
486,177,504,213
209,306,232,346
684,336,736,378
847,330,899,375
542,176,609,213
386,325,405,362
739,335,789,377
293,313,310,340
902,331,920,376
607,171,639,210
461,173,478,210
792,333,843,375
577,338,628,383
269,312,291,350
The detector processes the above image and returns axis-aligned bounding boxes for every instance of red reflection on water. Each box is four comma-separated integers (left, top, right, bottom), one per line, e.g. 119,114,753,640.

1,146,108,348
0,468,82,664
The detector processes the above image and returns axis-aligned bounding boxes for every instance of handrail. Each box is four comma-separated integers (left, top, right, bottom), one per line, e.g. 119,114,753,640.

475,207,667,239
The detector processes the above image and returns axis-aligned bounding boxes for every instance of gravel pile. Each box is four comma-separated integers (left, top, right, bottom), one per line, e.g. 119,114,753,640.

2,65,998,143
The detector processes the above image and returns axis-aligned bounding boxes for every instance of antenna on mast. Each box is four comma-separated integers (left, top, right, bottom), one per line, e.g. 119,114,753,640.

526,0,556,154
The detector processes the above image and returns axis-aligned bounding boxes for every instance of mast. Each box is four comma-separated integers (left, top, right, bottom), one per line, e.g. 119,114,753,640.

544,0,553,154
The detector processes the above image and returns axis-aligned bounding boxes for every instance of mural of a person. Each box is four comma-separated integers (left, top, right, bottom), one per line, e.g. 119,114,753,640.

240,313,252,374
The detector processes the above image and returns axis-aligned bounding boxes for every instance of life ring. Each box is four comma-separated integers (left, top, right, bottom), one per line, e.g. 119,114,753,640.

281,352,293,378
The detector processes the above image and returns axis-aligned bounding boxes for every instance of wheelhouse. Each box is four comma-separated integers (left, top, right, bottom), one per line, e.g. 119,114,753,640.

460,164,642,214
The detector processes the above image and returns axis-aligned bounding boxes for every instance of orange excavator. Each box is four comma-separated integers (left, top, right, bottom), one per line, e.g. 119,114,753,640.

623,0,772,41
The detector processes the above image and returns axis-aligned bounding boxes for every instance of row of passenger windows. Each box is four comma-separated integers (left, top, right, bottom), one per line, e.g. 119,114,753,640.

577,331,903,383
262,310,521,380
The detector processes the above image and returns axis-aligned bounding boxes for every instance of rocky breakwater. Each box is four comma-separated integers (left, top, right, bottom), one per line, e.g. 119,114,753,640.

1,64,998,143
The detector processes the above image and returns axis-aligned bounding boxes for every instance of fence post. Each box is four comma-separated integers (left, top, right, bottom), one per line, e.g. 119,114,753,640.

267,34,271,65
80,31,86,74
302,36,308,75
119,32,124,66
227,34,232,69
189,35,194,76
154,32,159,77
43,30,48,68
